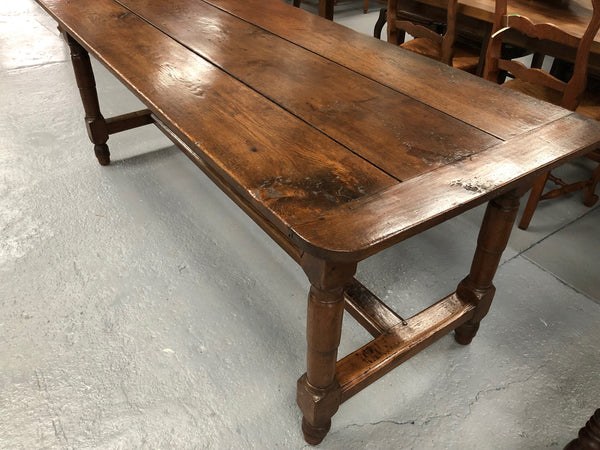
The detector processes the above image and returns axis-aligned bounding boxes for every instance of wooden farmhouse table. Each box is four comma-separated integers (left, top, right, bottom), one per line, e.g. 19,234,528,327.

35,0,600,444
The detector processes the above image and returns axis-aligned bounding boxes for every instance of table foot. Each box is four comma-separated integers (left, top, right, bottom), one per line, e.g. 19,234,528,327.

454,322,480,345
302,415,331,445
297,374,340,445
94,144,110,166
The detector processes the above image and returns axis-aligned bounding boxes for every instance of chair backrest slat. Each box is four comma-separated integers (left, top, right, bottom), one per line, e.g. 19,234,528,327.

497,59,567,92
396,20,444,44
391,0,460,65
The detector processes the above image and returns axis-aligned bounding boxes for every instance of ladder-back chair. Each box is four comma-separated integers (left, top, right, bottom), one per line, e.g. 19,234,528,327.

387,0,481,73
484,0,600,229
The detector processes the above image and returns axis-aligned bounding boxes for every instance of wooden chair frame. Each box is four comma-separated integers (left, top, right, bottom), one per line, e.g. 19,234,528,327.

484,0,600,229
484,0,600,109
294,0,385,15
387,0,459,65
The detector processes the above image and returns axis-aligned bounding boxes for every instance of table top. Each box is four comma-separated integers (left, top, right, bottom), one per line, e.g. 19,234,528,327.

36,0,600,261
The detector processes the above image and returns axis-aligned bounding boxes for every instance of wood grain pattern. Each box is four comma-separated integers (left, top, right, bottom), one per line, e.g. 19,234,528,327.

204,0,571,141
38,0,396,231
290,113,600,260
116,0,498,181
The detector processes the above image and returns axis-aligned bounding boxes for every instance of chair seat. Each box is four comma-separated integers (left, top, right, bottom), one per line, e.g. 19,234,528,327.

504,78,600,121
400,38,480,73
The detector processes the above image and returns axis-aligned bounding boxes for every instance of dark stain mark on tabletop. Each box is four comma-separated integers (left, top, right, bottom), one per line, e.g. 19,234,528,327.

252,170,367,207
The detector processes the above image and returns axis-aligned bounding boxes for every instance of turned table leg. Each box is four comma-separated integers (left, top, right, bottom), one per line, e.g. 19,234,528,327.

455,190,521,345
297,254,357,445
64,33,110,166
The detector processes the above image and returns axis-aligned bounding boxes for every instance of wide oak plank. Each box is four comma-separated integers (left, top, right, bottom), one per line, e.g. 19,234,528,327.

204,0,571,140
116,0,499,181
290,113,600,260
37,0,396,230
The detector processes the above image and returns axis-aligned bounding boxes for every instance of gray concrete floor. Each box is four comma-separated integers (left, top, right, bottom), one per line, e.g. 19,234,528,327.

1,0,599,448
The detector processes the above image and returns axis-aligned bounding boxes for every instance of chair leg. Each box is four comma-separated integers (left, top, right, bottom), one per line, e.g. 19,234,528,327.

530,52,545,69
386,9,407,45
518,172,550,230
319,0,334,20
293,0,301,7
364,0,369,13
475,25,493,77
373,8,387,39
583,162,600,207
